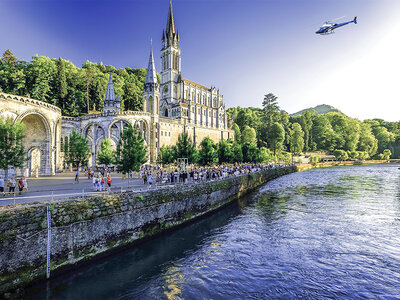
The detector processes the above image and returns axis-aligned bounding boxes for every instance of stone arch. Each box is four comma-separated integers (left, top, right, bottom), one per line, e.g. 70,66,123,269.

17,110,53,176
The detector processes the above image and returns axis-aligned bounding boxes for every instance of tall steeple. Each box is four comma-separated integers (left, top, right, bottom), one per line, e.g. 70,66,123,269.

162,0,179,48
166,0,176,36
145,39,157,84
103,74,120,113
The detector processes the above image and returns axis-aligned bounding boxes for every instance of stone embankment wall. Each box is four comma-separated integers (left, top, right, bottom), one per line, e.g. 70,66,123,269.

0,167,295,294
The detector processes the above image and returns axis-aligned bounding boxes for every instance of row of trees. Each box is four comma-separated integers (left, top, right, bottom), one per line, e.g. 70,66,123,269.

157,132,277,166
228,93,400,159
0,50,147,116
63,126,147,174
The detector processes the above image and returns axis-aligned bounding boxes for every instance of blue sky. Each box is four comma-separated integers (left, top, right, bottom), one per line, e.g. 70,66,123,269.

1,0,399,121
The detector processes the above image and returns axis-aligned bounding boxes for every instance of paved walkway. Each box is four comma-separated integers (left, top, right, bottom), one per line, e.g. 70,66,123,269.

0,172,147,206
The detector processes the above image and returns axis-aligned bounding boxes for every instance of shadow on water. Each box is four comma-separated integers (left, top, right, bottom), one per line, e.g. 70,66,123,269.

24,202,242,300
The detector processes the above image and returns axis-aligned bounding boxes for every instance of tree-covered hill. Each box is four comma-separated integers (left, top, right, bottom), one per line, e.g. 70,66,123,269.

0,49,147,116
290,104,340,116
227,93,400,159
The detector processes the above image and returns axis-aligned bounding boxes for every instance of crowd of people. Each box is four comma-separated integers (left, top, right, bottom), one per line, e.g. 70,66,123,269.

0,176,28,196
0,163,292,198
85,168,113,192
138,163,290,186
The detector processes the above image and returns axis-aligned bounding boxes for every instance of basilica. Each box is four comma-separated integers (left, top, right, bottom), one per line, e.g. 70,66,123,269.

0,0,233,177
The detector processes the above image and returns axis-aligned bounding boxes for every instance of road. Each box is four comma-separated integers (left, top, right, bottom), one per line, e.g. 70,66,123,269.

0,172,150,206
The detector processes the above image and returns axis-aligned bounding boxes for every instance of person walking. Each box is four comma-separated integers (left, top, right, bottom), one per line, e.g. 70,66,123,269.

22,177,28,192
0,177,4,197
92,175,97,191
107,175,112,192
148,173,153,186
17,178,24,195
8,177,16,194
75,170,79,184
100,176,105,191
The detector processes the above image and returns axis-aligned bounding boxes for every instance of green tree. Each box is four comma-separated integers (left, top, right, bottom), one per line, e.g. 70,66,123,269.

97,139,115,167
242,142,259,162
235,108,260,133
268,122,285,155
83,65,95,113
358,122,378,157
333,149,348,161
1,49,18,66
262,93,280,126
299,110,314,151
63,130,90,169
217,139,234,163
115,126,147,174
157,145,176,165
231,123,241,143
380,149,392,160
255,147,271,163
289,122,304,155
0,117,25,180
55,58,68,111
309,155,320,165
372,125,395,154
26,55,56,102
311,115,336,151
175,132,199,164
199,137,218,165
241,125,257,146
232,142,243,163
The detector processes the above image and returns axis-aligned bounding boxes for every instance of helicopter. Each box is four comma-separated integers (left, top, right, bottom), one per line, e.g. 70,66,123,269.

316,16,357,35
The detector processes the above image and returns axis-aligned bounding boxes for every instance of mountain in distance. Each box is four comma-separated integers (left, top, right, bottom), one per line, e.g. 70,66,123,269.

290,104,341,116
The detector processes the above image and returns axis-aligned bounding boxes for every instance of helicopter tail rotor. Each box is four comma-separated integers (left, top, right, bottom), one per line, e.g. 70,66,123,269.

353,16,357,24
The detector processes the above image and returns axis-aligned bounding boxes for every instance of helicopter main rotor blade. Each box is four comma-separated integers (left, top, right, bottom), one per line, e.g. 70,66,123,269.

329,16,346,22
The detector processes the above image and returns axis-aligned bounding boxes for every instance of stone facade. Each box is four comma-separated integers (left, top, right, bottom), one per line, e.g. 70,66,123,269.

0,167,296,294
0,93,62,177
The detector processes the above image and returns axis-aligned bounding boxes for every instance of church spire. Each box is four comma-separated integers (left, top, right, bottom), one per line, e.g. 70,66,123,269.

145,39,157,84
105,73,115,101
166,0,176,37
103,73,120,113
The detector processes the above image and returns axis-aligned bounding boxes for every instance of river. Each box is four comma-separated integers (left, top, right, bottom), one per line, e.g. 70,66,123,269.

25,164,400,299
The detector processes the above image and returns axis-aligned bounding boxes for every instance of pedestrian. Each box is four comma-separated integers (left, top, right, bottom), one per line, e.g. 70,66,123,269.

22,177,28,192
75,169,79,184
92,175,97,191
107,174,112,192
18,177,24,195
148,172,153,186
88,168,91,179
0,177,4,196
8,177,16,194
100,176,105,191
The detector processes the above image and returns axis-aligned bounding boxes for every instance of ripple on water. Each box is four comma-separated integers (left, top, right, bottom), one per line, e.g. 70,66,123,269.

25,164,400,299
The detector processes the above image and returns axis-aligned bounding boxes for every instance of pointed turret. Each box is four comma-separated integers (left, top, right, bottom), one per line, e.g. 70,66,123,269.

145,40,157,85
103,74,120,113
105,74,115,101
143,39,160,115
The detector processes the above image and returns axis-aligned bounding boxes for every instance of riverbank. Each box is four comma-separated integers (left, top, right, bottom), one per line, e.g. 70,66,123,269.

296,160,392,172
0,166,295,296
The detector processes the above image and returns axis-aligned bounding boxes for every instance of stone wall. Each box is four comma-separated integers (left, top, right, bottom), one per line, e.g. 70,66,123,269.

0,167,295,294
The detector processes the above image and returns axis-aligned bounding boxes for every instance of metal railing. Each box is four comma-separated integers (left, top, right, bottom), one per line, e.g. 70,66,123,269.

0,166,290,207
